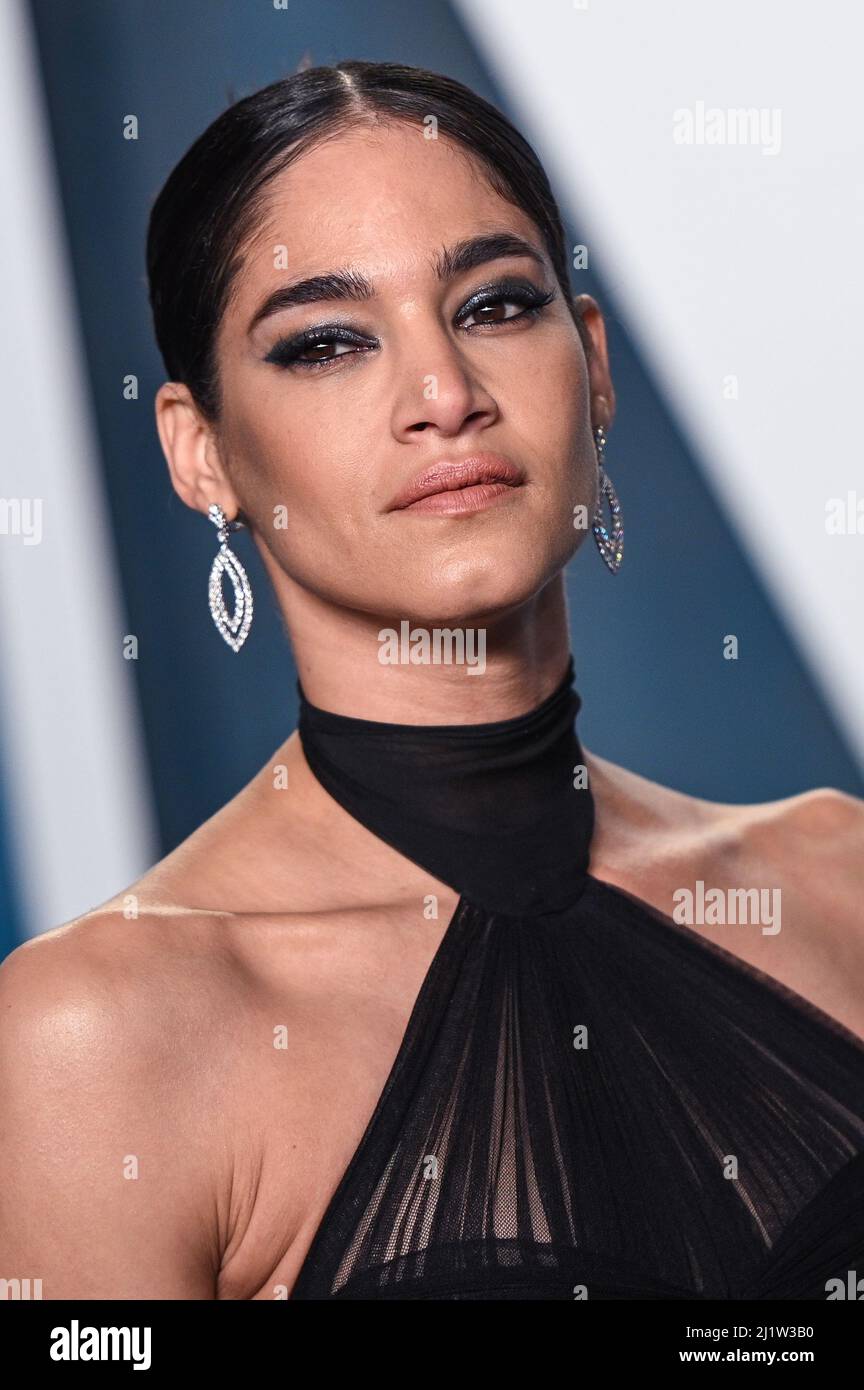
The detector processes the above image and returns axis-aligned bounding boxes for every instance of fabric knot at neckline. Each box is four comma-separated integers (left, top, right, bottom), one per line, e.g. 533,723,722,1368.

296,655,595,919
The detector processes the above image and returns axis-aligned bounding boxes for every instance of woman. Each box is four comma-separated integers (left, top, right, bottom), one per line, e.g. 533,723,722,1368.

1,61,862,1301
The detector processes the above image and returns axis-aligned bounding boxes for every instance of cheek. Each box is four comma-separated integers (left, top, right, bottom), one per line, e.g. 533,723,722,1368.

226,399,356,523
506,353,590,481
508,326,586,416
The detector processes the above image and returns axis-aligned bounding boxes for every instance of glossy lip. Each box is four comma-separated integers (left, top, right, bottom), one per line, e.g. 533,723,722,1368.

386,454,525,512
397,481,519,516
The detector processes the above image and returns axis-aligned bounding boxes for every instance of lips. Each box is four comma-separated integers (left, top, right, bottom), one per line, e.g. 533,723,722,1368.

387,454,525,511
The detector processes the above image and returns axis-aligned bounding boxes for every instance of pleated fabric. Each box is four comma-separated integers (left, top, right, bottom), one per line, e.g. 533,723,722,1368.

290,660,864,1300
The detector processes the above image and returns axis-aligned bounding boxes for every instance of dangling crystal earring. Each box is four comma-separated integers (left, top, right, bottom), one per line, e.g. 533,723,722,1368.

207,503,253,652
591,424,624,574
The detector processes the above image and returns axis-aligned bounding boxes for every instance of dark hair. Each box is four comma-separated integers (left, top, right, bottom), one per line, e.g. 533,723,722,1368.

146,59,587,421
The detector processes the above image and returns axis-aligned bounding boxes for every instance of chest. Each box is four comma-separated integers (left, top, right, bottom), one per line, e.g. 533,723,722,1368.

214,906,459,1298
237,881,864,1300
215,828,864,1299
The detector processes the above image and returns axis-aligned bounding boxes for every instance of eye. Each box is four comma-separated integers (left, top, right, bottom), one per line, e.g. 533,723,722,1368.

457,282,554,331
264,325,372,372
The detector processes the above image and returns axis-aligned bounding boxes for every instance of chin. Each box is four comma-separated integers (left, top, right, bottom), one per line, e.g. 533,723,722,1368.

381,558,559,628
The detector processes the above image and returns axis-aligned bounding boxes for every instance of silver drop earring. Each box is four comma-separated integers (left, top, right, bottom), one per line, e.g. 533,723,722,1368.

207,503,253,652
592,424,624,574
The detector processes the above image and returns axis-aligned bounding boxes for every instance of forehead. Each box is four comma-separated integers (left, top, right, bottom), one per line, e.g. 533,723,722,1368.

231,123,542,309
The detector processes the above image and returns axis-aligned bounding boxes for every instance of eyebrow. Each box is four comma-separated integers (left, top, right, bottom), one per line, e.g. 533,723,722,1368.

246,231,547,335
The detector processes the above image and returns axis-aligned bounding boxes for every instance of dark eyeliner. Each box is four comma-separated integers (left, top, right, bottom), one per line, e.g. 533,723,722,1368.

263,277,554,371
263,323,370,370
455,278,554,326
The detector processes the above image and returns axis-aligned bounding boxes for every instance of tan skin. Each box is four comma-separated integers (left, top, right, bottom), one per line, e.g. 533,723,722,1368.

1,122,862,1300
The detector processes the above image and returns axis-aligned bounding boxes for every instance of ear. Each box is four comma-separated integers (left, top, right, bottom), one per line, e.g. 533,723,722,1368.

154,382,241,520
573,294,616,433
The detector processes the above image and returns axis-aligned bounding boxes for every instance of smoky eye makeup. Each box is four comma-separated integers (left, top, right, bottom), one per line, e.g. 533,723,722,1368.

263,322,372,371
453,276,554,327
262,275,556,373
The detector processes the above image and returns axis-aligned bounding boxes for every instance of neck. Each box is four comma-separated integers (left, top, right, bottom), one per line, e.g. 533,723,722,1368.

257,541,574,724
296,649,594,919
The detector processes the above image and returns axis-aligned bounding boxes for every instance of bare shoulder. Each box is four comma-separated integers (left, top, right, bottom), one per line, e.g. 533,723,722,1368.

744,784,864,834
0,887,305,1137
589,755,864,1032
668,784,864,955
588,753,862,894
734,786,864,906
0,894,242,1046
0,841,450,1297
0,904,236,1297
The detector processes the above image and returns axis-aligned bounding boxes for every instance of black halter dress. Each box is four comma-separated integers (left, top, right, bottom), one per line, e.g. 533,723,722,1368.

289,656,864,1300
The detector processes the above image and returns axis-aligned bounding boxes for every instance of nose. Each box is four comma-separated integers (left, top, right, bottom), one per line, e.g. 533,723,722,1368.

390,321,499,442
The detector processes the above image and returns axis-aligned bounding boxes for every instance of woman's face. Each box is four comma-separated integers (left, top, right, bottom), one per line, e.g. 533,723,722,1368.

206,121,613,625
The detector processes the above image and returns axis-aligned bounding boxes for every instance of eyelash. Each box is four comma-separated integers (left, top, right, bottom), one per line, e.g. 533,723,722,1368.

263,280,555,373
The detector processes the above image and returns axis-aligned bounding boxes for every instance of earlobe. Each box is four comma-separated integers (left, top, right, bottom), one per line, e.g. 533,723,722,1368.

592,393,613,434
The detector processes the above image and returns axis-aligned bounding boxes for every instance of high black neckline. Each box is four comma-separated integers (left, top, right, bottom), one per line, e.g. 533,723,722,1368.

295,656,594,918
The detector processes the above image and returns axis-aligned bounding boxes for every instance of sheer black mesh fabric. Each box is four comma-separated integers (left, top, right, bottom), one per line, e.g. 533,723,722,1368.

291,659,864,1300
